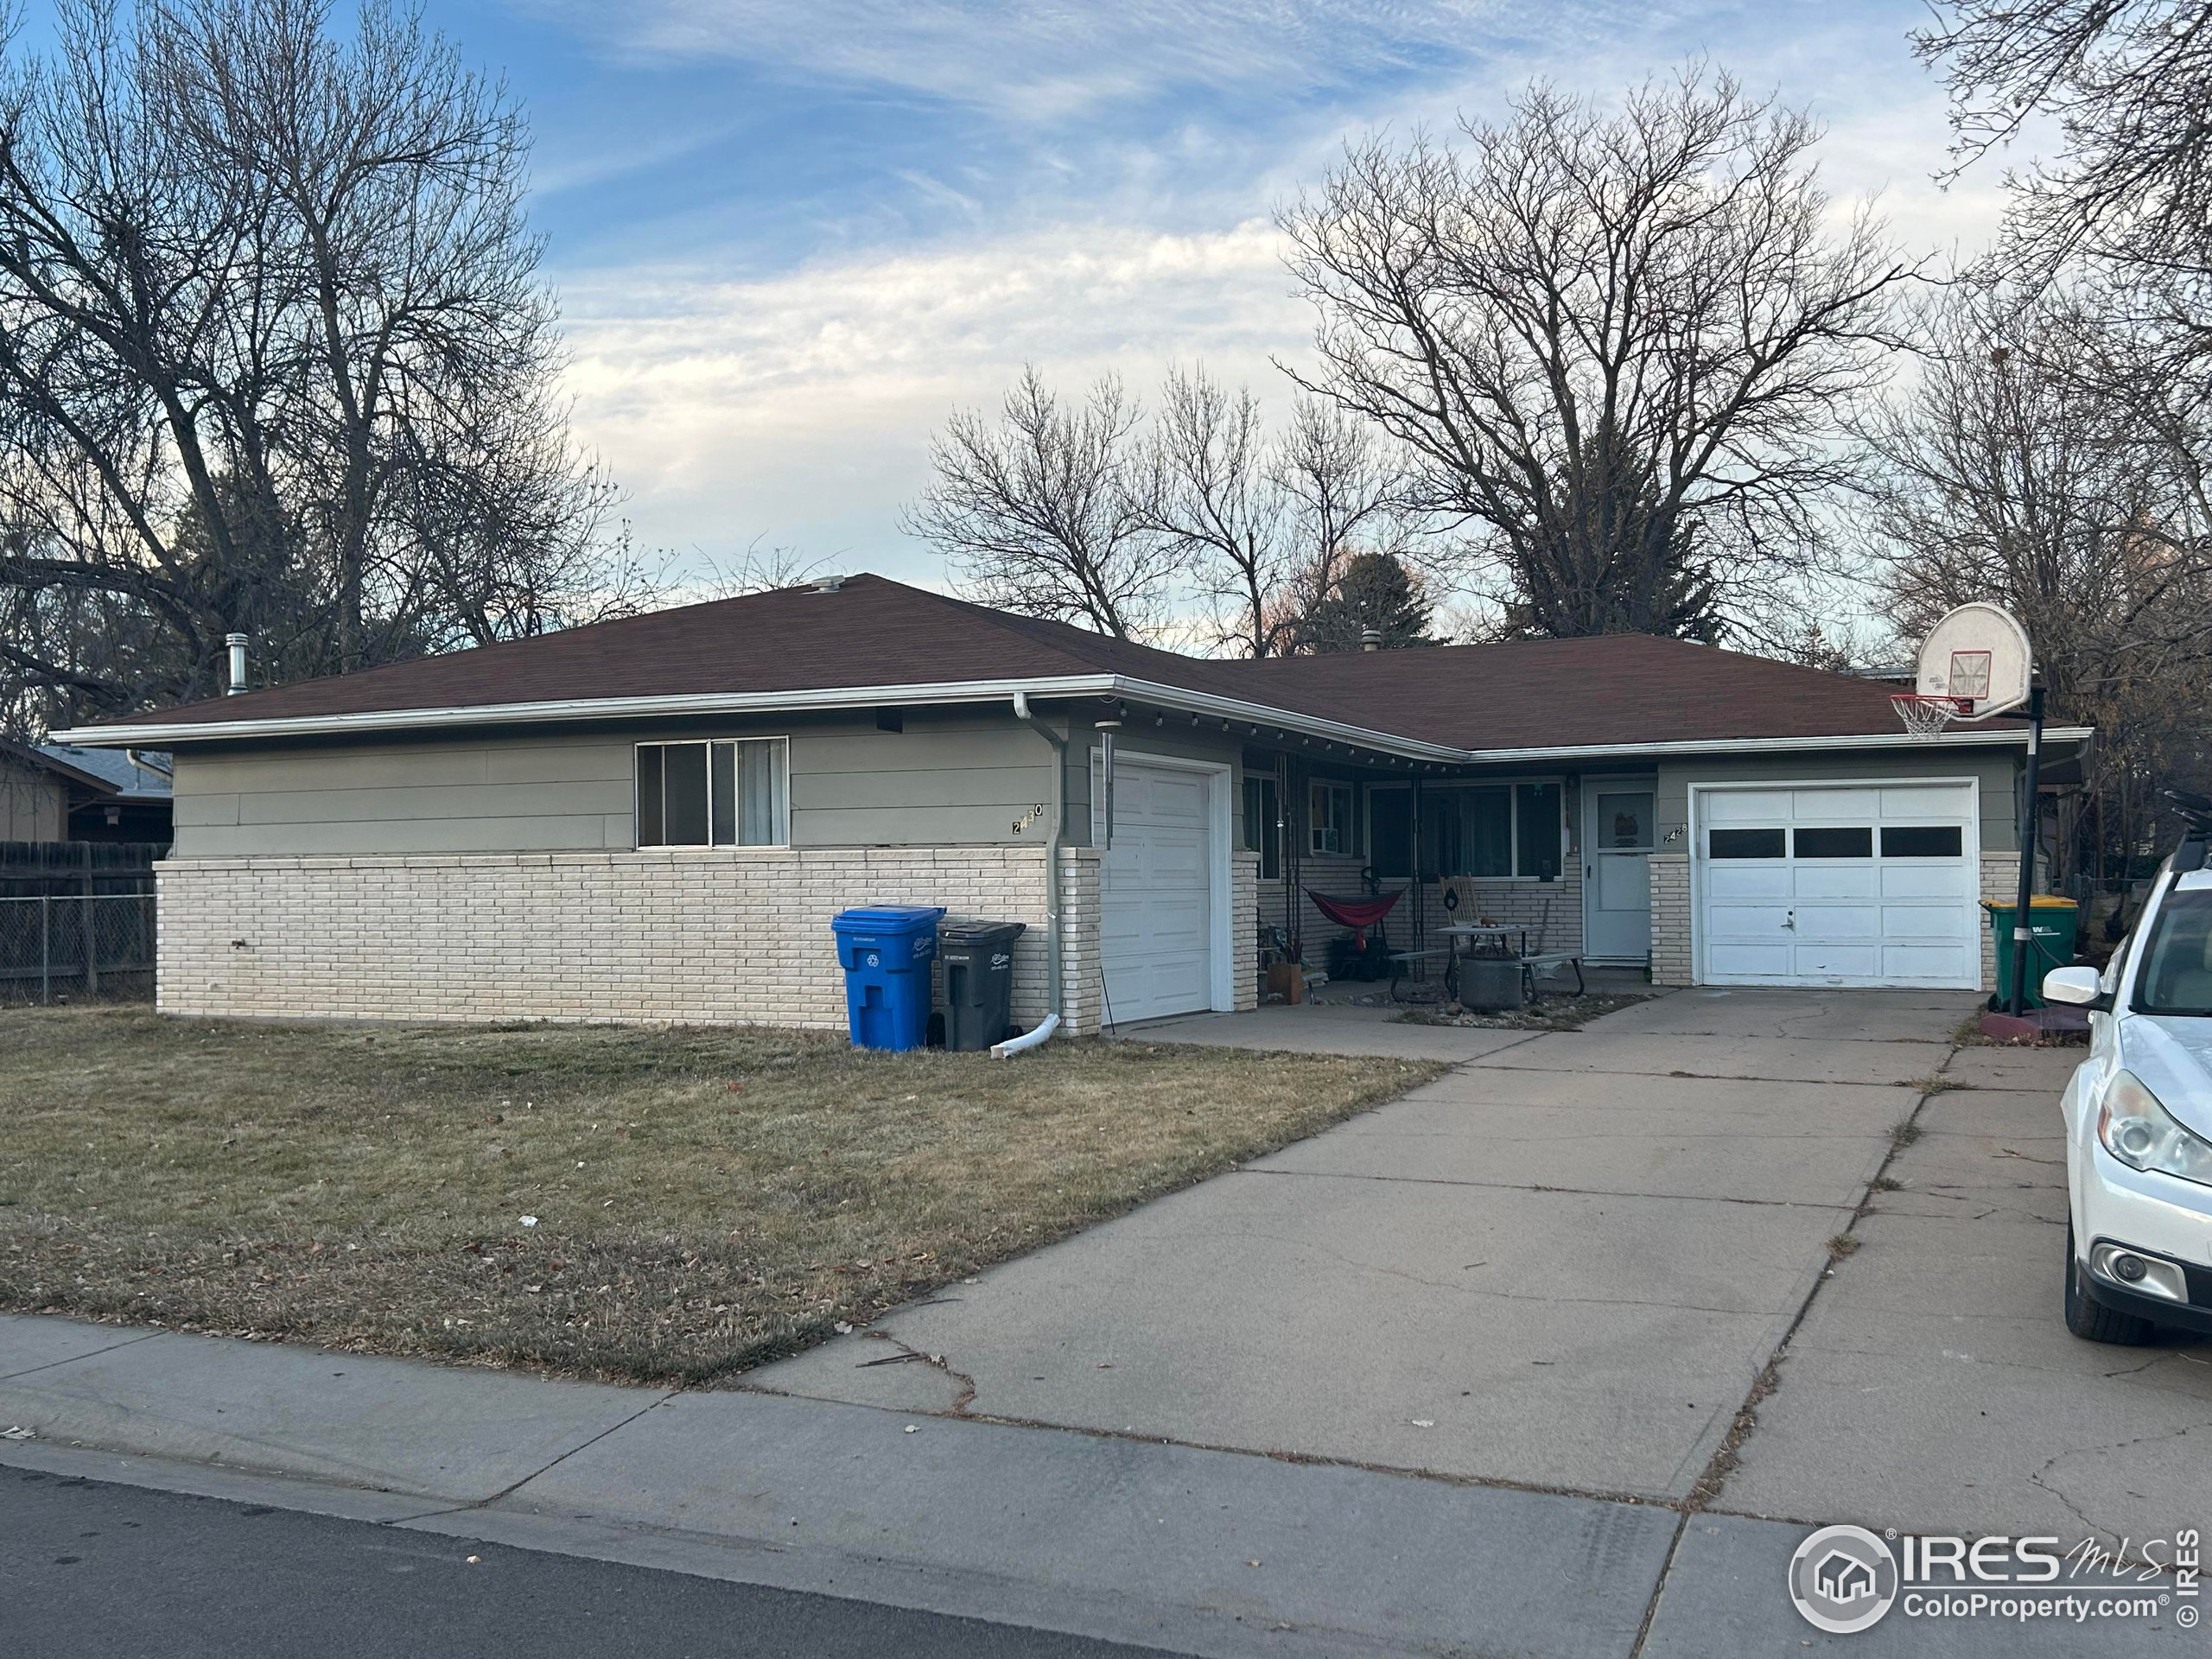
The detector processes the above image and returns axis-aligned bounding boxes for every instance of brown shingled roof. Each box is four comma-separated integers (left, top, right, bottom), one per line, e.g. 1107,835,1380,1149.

75,572,1993,751
1224,632,1942,750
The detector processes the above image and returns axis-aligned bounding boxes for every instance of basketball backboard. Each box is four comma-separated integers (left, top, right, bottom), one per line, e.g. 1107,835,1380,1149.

1914,602,2032,721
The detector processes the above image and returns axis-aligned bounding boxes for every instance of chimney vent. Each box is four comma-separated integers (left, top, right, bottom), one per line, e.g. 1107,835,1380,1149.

225,632,250,696
1361,627,1383,652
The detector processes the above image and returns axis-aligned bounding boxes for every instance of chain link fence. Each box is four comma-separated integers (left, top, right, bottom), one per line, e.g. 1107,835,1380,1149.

0,892,158,1005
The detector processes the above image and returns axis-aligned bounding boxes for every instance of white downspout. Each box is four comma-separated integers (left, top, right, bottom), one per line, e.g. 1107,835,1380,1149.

1006,691,1065,1051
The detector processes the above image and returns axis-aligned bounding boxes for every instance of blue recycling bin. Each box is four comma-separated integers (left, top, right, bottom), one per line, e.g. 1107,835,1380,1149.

830,906,946,1051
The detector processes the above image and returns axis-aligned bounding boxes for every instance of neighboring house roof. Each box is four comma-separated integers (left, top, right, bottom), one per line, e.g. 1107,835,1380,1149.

52,574,2085,762
0,733,117,795
35,743,172,799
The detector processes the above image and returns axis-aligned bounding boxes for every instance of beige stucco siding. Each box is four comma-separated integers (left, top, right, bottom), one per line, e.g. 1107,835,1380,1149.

170,711,1059,857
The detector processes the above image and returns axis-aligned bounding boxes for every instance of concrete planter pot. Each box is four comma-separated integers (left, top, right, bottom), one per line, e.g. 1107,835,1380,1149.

1459,956,1524,1012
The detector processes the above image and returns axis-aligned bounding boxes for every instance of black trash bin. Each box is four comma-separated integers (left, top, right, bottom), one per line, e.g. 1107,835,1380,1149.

938,921,1027,1052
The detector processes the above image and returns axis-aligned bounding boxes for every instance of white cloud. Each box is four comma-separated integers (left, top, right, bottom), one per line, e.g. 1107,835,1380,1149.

521,0,1626,123
541,1,2019,592
559,219,1309,575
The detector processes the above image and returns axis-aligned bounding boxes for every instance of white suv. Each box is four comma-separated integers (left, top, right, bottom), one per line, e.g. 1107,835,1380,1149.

2046,830,2212,1344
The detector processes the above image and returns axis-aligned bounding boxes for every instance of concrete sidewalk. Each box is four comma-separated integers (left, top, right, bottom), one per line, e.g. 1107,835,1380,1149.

0,1308,2186,1658
1,1311,1679,1659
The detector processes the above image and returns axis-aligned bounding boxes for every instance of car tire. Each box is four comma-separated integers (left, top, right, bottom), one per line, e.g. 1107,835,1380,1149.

2064,1226,2158,1345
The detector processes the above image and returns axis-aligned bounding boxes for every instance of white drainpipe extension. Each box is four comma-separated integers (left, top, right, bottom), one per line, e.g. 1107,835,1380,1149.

1008,691,1065,1047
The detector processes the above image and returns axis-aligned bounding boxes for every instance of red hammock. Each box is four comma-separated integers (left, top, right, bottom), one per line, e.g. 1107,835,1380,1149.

1306,888,1404,934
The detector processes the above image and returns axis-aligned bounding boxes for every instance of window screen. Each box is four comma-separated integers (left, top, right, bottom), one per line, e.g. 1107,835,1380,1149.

638,739,788,847
1515,783,1560,877
1370,787,1414,879
1881,825,1963,858
1242,776,1281,880
1418,785,1555,877
1794,826,1872,859
1709,827,1786,859
1309,781,1356,855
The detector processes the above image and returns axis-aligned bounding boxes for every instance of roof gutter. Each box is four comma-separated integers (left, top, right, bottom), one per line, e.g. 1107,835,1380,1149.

50,676,2092,767
1446,726,2094,764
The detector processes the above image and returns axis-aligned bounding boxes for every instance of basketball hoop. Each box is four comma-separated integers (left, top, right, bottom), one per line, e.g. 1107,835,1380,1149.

1891,692,1971,740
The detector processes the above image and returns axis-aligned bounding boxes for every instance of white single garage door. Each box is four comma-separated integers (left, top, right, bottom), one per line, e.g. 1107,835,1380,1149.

1696,783,1980,988
1096,759,1217,1022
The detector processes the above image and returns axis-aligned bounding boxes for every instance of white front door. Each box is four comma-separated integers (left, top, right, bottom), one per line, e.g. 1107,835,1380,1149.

1694,782,1980,988
1583,785,1655,963
1094,758,1217,1022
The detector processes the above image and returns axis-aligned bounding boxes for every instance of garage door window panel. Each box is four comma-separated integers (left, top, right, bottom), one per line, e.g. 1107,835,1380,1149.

1882,825,1964,858
1710,828,1786,859
1794,827,1872,858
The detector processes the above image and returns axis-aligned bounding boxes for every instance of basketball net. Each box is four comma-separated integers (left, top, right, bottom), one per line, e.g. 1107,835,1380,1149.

1891,693,1970,740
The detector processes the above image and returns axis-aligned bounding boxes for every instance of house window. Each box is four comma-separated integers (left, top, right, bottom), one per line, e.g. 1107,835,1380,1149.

1242,775,1281,880
1310,780,1357,856
637,739,788,847
1420,783,1561,877
1370,786,1414,879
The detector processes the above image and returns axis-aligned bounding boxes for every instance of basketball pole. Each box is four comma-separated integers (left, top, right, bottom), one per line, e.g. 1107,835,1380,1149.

2008,683,2047,1018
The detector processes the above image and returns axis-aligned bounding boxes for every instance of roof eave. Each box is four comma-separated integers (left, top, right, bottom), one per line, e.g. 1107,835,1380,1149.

51,677,2092,767
1449,726,2094,764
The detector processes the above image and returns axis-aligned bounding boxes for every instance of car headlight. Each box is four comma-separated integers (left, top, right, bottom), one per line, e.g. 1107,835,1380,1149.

2097,1071,2212,1186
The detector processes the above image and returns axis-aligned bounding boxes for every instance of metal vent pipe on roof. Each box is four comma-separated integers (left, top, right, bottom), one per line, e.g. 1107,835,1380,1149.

225,633,250,696
1361,628,1383,652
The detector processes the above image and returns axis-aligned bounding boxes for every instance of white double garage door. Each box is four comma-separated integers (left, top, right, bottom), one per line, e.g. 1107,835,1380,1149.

1695,781,1981,989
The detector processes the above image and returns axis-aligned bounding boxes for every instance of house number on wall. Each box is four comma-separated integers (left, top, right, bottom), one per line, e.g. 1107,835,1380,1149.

1012,804,1047,835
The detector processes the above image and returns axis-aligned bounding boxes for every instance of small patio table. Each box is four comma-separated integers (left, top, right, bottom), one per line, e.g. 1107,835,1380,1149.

1436,923,1586,1000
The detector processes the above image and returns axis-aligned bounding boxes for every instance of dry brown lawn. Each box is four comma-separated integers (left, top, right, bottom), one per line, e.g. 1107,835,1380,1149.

0,1008,1441,1385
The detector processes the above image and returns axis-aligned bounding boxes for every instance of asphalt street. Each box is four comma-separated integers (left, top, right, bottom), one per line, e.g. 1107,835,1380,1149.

1,1466,1170,1659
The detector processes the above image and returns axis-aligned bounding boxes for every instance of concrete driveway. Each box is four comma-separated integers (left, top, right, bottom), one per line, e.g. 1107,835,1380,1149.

753,988,1954,1505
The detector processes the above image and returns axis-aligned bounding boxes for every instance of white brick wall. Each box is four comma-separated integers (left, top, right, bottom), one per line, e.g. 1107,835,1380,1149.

1231,849,1260,1011
157,848,1090,1031
1649,854,1692,986
1980,850,2019,996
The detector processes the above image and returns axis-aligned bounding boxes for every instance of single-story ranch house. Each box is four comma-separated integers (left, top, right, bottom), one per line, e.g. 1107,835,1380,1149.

59,575,2091,1034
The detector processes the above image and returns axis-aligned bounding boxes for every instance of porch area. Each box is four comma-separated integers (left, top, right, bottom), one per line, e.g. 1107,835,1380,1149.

1237,750,1659,1003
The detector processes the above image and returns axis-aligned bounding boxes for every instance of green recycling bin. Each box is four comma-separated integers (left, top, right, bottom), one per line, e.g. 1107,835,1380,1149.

1981,896,2079,1008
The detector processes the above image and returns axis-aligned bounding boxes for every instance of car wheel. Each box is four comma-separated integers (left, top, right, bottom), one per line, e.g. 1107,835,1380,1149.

2064,1225,2158,1345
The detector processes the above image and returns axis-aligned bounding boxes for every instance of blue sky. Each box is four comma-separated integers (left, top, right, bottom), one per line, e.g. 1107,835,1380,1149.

42,1,2025,595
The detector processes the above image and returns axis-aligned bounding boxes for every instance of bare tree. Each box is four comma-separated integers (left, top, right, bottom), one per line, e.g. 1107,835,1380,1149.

1916,1,2212,361
0,0,650,732
1141,368,1399,656
690,537,841,600
903,365,1173,639
1862,283,2212,880
1280,65,1916,644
